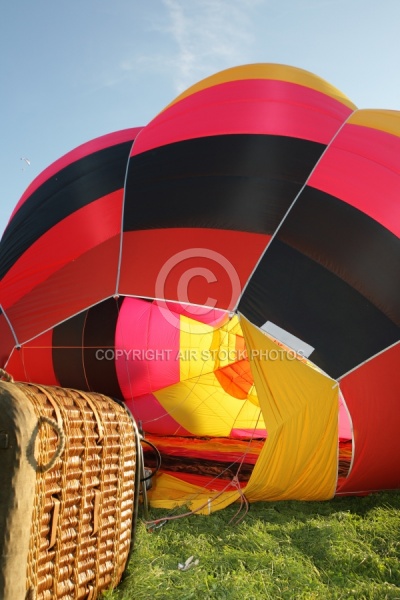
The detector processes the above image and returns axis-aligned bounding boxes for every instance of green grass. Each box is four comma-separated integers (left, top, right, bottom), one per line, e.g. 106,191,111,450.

104,491,400,600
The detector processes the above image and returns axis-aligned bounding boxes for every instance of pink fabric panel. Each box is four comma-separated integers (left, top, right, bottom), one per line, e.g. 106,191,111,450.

338,392,352,441
131,80,352,156
308,124,400,236
230,428,267,439
115,297,180,398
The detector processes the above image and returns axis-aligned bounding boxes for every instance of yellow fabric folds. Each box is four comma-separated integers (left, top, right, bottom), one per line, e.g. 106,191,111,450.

240,316,339,501
148,473,240,513
148,315,339,513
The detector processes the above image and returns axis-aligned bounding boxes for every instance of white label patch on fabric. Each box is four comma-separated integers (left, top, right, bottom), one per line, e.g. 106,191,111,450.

260,321,315,358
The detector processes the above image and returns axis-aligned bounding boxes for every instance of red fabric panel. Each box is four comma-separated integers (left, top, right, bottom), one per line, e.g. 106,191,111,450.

336,343,400,495
0,313,16,367
131,80,352,156
5,236,120,344
10,128,141,221
308,123,400,236
0,191,123,311
118,228,269,310
5,329,59,385
144,433,263,463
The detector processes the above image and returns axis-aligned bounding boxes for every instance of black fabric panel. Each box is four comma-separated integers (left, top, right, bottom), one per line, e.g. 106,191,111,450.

238,240,399,379
124,135,325,234
83,298,124,399
52,310,89,391
0,141,132,279
277,187,400,326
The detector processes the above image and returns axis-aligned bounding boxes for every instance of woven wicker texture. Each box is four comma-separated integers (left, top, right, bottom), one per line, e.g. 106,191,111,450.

13,383,137,600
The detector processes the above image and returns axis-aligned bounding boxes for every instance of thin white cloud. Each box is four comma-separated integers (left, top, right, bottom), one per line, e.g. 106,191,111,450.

118,0,349,96
120,0,265,95
160,0,262,93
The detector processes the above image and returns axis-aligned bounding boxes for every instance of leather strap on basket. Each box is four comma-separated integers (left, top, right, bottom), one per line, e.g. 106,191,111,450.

48,497,61,549
77,390,105,442
31,383,63,430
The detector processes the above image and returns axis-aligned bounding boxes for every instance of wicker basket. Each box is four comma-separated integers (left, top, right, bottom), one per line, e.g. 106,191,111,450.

0,371,139,600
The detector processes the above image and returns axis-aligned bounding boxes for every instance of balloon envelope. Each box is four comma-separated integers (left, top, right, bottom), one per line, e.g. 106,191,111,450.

0,64,399,510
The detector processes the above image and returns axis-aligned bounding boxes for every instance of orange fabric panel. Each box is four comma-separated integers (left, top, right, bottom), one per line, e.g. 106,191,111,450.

214,360,253,399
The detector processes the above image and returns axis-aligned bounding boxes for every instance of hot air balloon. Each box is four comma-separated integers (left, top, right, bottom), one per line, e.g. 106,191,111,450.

0,64,399,513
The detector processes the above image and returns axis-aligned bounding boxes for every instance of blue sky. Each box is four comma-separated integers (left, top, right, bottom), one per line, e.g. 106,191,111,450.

1,0,399,237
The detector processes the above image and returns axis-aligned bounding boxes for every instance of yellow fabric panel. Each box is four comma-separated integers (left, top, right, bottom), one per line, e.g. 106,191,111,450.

162,63,356,112
153,370,265,437
179,316,217,382
189,490,241,514
148,473,241,513
220,314,243,337
240,316,339,502
153,313,265,436
179,314,245,382
348,109,400,137
246,388,259,408
147,473,207,507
